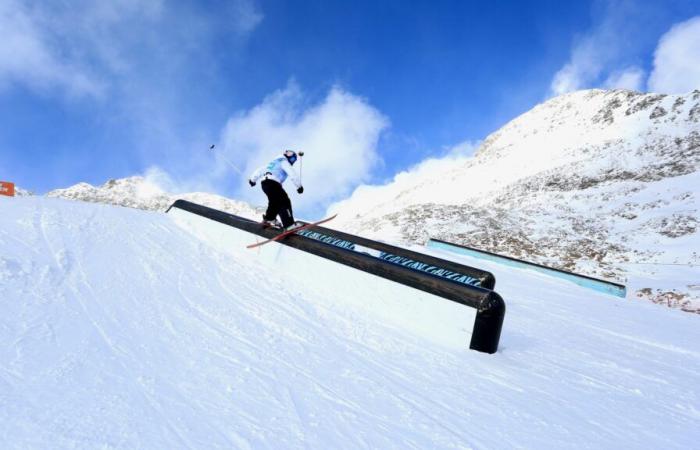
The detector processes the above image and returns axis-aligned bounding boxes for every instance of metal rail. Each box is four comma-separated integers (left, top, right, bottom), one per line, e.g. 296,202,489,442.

168,199,506,353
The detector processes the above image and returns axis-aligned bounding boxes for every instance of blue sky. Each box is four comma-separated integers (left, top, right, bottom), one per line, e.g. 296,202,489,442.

1,0,699,213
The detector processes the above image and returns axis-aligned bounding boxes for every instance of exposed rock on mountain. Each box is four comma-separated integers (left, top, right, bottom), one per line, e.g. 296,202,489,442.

47,176,259,219
329,89,700,312
13,187,34,197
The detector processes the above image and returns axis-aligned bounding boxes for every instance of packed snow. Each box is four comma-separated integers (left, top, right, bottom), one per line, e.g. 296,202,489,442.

2,196,699,449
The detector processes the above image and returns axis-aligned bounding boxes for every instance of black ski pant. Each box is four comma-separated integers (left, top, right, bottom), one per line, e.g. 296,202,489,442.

261,179,294,227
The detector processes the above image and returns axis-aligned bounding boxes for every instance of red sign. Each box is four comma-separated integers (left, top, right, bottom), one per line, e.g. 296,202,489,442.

0,181,15,197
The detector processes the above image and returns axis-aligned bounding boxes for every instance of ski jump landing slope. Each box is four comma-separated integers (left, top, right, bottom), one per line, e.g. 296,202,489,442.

3,197,700,449
167,199,505,353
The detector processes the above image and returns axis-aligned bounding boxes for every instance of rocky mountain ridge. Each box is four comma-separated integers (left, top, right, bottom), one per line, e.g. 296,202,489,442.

328,89,700,312
46,177,259,219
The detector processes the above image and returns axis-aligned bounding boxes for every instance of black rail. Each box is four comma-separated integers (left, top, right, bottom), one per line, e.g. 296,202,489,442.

168,199,505,353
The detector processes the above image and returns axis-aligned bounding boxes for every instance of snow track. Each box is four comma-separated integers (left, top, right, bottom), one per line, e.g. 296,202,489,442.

1,197,699,449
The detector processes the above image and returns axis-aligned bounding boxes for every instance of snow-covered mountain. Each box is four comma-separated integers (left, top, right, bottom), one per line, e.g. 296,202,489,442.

47,176,259,219
14,186,34,197
329,89,700,312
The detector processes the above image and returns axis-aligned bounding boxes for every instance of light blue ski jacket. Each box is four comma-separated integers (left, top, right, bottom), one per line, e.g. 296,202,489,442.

249,155,301,188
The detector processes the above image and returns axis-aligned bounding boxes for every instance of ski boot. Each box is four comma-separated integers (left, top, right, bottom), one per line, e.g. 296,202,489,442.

283,222,304,232
261,215,282,229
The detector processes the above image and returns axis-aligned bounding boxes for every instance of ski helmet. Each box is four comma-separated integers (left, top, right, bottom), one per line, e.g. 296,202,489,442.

283,149,298,165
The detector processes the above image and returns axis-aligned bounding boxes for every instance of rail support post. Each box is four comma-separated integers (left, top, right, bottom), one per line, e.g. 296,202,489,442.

469,291,505,354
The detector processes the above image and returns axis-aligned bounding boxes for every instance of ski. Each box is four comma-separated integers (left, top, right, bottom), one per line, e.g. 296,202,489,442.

246,214,338,249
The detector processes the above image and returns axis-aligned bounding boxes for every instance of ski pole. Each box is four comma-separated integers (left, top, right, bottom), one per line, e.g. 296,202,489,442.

209,144,245,176
298,151,304,185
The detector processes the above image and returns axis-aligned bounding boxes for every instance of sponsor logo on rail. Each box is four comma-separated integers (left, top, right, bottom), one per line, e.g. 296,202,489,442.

297,229,482,288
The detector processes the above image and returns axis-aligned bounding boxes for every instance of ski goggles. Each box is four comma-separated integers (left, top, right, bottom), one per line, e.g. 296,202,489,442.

284,150,298,164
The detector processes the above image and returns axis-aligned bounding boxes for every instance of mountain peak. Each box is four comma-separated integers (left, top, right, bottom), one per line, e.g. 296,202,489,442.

329,88,700,312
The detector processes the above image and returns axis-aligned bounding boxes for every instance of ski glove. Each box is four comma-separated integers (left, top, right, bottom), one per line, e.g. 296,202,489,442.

297,186,304,194
249,180,256,187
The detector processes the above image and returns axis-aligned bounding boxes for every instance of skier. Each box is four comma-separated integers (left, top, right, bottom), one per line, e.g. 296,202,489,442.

248,150,304,230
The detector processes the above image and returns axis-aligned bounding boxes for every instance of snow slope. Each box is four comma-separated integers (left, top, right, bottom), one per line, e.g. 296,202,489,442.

2,197,699,449
329,89,700,312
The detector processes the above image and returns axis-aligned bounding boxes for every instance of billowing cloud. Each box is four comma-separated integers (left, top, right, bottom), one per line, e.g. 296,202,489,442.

142,166,177,195
141,164,219,196
326,139,479,217
648,16,700,94
549,18,619,95
550,42,605,96
549,1,648,96
229,0,264,36
0,0,265,192
0,0,262,99
217,82,389,216
0,0,104,96
603,67,645,91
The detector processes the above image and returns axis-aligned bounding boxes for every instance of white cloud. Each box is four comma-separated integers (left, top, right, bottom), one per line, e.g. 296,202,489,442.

326,138,479,218
141,166,175,196
0,0,262,99
0,0,266,194
443,140,481,159
218,82,389,216
0,0,104,96
550,41,604,96
603,67,645,91
228,0,264,36
648,16,700,94
373,140,480,195
548,1,647,97
140,164,221,197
